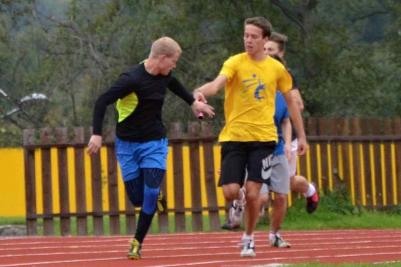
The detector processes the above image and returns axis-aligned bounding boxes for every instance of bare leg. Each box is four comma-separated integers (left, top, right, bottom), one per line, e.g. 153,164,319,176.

290,175,319,213
270,193,287,233
244,180,262,236
222,183,242,202
258,192,269,219
290,175,309,195
268,192,291,248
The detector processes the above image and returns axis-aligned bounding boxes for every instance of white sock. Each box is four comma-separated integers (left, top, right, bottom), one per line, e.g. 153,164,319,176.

242,233,253,241
305,183,316,197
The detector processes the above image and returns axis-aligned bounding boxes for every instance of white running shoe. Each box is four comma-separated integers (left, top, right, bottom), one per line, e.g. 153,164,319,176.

270,234,291,248
240,236,256,257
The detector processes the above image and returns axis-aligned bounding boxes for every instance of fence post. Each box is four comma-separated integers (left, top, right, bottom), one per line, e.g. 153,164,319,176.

104,129,120,235
188,122,203,231
371,118,383,208
317,117,331,193
200,122,220,231
169,122,186,232
89,127,103,235
393,117,401,205
73,127,88,235
55,128,71,236
335,118,350,195
40,128,54,235
350,118,362,207
23,129,37,235
382,118,393,207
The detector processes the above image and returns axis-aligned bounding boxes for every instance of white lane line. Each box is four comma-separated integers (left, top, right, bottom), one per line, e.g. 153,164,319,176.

2,236,401,252
1,229,401,243
2,232,401,248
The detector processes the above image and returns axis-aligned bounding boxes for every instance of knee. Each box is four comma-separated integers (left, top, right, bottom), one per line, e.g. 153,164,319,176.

141,168,165,214
224,191,238,202
142,186,160,214
124,178,143,207
129,195,143,207
246,191,259,203
273,193,287,206
222,184,241,202
143,168,164,188
259,194,269,205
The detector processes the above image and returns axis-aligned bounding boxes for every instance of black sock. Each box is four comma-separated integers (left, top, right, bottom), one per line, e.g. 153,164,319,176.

134,211,155,243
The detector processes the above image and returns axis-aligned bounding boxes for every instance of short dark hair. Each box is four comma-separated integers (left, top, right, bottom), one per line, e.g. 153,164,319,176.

269,32,288,52
244,17,272,38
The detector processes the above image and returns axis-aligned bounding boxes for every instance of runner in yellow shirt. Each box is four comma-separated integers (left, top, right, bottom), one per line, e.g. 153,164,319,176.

194,17,307,257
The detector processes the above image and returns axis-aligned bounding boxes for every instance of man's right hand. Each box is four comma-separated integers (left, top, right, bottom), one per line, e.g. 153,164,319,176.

191,100,215,119
297,136,308,156
193,90,207,103
87,135,102,155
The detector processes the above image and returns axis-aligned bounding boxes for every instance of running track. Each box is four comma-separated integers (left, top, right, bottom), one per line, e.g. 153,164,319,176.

1,229,401,266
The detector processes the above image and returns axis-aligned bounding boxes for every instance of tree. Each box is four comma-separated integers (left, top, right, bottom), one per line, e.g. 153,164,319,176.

1,0,401,146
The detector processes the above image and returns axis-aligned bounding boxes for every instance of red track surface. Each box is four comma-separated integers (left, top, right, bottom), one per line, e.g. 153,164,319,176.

1,229,401,266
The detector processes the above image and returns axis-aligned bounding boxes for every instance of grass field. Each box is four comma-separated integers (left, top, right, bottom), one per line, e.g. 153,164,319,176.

264,187,401,230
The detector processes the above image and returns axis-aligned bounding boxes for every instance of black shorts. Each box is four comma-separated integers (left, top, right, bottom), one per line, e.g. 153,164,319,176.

218,141,276,186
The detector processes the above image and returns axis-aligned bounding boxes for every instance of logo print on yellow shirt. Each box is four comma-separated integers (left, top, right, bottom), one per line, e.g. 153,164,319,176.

242,74,266,100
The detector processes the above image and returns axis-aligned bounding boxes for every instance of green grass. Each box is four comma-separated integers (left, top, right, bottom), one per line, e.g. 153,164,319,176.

0,217,25,225
257,185,401,230
291,263,401,267
2,185,401,235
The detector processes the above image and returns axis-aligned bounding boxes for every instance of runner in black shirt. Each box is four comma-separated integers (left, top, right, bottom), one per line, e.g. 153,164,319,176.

87,37,214,260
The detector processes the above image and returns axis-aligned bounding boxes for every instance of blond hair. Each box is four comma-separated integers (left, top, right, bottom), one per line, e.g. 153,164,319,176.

149,37,182,58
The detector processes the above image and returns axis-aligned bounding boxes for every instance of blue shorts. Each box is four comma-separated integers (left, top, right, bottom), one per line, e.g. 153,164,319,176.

115,137,168,181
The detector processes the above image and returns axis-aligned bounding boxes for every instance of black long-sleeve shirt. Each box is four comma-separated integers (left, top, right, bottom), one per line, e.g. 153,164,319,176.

92,63,194,141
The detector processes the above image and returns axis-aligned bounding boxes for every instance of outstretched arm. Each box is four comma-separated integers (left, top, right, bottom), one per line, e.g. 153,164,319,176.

87,135,102,155
193,75,227,101
87,73,133,155
168,77,215,118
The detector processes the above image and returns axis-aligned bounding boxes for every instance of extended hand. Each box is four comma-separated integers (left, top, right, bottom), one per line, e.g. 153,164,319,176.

87,135,102,155
193,90,208,103
191,100,215,119
297,136,308,156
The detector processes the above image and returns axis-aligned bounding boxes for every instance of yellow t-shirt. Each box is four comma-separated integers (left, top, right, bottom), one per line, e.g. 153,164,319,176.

218,52,292,142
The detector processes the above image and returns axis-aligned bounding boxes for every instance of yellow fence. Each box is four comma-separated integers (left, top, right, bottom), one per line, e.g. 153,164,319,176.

2,138,401,218
0,148,25,216
0,146,223,217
